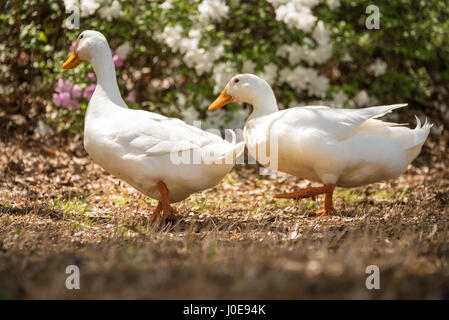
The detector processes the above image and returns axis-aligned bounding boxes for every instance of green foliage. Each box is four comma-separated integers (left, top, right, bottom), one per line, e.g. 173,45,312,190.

1,0,448,132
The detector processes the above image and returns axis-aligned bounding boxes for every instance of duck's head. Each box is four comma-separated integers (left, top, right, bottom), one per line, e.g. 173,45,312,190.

208,74,274,111
62,30,110,69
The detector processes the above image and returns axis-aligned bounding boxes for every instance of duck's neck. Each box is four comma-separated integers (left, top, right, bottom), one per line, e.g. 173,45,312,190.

247,86,279,121
90,48,127,109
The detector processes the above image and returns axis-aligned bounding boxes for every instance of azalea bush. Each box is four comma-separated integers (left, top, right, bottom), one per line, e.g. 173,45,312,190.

1,0,449,133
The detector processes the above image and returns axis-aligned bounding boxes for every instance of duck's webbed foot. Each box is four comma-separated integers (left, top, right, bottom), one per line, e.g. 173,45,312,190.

150,181,178,223
150,201,163,222
160,202,177,222
274,184,336,215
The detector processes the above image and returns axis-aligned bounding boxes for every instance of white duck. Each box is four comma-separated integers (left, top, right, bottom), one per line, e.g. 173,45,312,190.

62,31,244,222
209,74,431,215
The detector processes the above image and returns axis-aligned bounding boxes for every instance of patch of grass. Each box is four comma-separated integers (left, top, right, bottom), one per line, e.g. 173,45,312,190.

226,173,235,184
14,223,23,235
190,195,216,212
307,201,317,209
399,186,413,201
143,197,158,205
372,190,391,199
336,189,361,202
112,195,129,206
49,196,88,215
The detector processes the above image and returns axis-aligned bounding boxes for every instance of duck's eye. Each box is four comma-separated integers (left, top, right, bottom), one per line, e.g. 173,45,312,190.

79,35,84,39
234,79,239,83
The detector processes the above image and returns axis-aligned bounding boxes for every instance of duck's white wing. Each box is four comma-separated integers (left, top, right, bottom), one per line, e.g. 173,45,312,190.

283,104,408,140
114,109,227,157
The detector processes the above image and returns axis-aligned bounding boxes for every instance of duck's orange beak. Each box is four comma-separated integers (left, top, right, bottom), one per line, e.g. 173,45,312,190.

208,89,233,111
62,51,83,69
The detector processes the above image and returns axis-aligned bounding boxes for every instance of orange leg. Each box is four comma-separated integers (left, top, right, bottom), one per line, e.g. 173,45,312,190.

315,190,335,215
274,184,336,215
150,201,162,222
150,181,177,223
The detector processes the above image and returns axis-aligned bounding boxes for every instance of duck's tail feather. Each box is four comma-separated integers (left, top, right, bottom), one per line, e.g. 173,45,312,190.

370,103,408,119
404,116,432,150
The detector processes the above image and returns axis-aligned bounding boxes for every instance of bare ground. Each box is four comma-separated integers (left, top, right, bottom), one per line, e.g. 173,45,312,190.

0,117,448,299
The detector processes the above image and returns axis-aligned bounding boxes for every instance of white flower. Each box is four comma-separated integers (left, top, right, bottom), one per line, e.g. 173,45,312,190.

188,28,202,39
312,21,331,45
268,0,320,9
161,25,183,51
160,0,174,10
64,0,79,12
184,44,223,75
300,0,320,8
277,41,332,66
198,0,229,22
332,90,348,108
288,43,305,65
279,68,296,89
80,0,100,17
213,62,236,94
308,43,333,64
160,24,223,76
260,63,278,86
279,66,326,95
276,45,291,59
177,93,187,107
273,2,317,32
212,45,225,60
181,107,199,125
276,44,305,65
98,0,122,21
354,90,370,106
326,0,340,10
115,42,131,60
179,38,200,54
242,60,256,74
279,66,307,91
184,48,212,75
308,74,329,98
342,52,353,62
369,58,387,77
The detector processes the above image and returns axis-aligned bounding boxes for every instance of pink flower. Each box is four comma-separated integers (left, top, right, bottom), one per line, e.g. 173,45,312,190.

71,84,82,98
67,99,80,110
86,73,96,81
53,93,63,107
53,78,84,110
53,92,71,107
83,84,96,100
70,41,77,51
55,78,73,94
127,90,136,102
110,49,123,67
113,54,123,67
